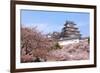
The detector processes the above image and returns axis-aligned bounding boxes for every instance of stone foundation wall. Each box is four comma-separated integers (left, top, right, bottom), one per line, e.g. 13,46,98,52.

58,39,79,45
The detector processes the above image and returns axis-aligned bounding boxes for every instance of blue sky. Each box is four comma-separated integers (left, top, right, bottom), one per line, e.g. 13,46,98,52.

21,10,90,37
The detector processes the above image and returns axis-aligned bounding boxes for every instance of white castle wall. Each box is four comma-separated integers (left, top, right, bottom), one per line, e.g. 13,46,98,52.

58,39,79,46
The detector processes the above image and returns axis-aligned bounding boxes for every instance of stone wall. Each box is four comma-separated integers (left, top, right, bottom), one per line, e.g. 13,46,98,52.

58,39,79,46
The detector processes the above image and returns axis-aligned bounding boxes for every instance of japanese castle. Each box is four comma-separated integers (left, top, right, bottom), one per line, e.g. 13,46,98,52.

58,21,81,45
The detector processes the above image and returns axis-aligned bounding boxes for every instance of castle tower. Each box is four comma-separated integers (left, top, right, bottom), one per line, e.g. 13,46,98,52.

60,21,81,40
